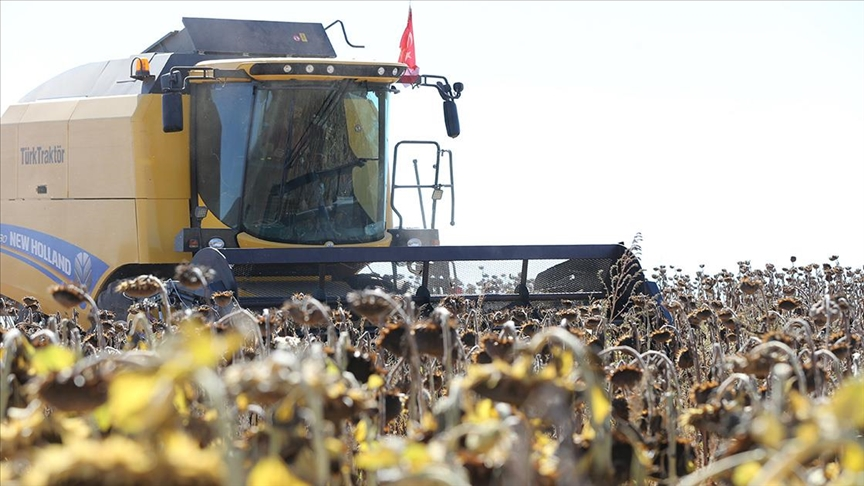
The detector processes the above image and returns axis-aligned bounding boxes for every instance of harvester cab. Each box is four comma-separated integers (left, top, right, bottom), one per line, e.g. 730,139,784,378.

0,17,664,322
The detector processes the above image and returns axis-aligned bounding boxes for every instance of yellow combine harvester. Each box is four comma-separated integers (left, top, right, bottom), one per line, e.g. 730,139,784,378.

1,17,657,317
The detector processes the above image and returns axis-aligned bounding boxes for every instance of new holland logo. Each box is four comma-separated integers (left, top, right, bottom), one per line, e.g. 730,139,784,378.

73,252,94,291
0,223,110,294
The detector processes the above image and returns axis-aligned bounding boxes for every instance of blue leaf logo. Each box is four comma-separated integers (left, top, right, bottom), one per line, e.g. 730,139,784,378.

74,252,93,291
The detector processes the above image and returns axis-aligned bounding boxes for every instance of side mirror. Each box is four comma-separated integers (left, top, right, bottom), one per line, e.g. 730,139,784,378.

443,100,460,138
162,91,184,133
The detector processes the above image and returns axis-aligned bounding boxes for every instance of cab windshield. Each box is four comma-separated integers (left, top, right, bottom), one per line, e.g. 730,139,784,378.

192,80,388,245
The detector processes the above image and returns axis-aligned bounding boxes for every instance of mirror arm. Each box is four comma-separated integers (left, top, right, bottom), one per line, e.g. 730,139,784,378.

415,74,463,102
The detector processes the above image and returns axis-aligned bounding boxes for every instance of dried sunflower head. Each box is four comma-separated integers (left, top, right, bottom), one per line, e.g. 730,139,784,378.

460,330,478,348
761,330,796,348
376,323,406,357
212,290,234,307
776,296,802,312
31,357,118,413
650,326,675,345
675,348,694,370
488,310,510,326
282,294,330,327
116,275,164,299
346,289,397,325
584,315,603,331
608,363,643,390
174,263,215,290
739,276,764,295
611,394,631,421
480,333,515,362
438,295,468,315
342,349,381,385
49,284,89,309
413,320,460,359
556,307,579,322
690,380,719,405
615,334,637,350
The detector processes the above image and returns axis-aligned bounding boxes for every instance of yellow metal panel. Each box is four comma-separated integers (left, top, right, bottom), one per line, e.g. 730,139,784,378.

200,195,230,229
17,100,77,199
132,95,190,199
68,96,137,198
68,94,190,199
236,230,392,248
0,198,139,315
134,198,193,263
0,105,27,200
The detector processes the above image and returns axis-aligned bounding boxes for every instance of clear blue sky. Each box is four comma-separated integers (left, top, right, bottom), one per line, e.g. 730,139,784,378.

2,1,862,275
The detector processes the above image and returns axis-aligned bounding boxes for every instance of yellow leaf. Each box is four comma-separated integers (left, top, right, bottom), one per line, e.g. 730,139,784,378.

589,385,611,424
831,379,864,430
580,419,596,442
236,393,250,413
275,399,296,422
247,456,309,486
795,422,821,447
92,404,111,432
476,398,496,421
367,374,384,390
842,441,864,473
556,349,575,376
30,345,76,375
403,442,432,472
732,461,763,486
108,372,175,434
355,419,368,443
355,441,401,471
173,384,189,416
751,413,785,449
325,437,344,455
186,331,244,369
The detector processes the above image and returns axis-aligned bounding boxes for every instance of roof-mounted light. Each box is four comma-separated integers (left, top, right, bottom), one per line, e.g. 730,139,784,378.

130,57,154,81
247,62,406,79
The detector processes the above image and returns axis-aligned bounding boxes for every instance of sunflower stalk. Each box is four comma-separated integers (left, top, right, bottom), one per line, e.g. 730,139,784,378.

784,318,822,395
0,329,26,419
677,448,768,486
600,345,655,434
192,367,243,486
524,327,612,475
750,341,807,396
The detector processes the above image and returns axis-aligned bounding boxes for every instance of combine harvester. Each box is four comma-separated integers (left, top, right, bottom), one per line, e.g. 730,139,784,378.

0,17,660,317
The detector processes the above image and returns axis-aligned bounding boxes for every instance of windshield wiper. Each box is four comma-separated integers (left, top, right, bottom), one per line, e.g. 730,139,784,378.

276,80,352,205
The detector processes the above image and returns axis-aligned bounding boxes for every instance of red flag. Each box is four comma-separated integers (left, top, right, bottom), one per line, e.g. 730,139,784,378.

398,7,419,85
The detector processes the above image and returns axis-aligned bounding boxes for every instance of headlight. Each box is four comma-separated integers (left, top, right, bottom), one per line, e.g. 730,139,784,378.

207,237,225,249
